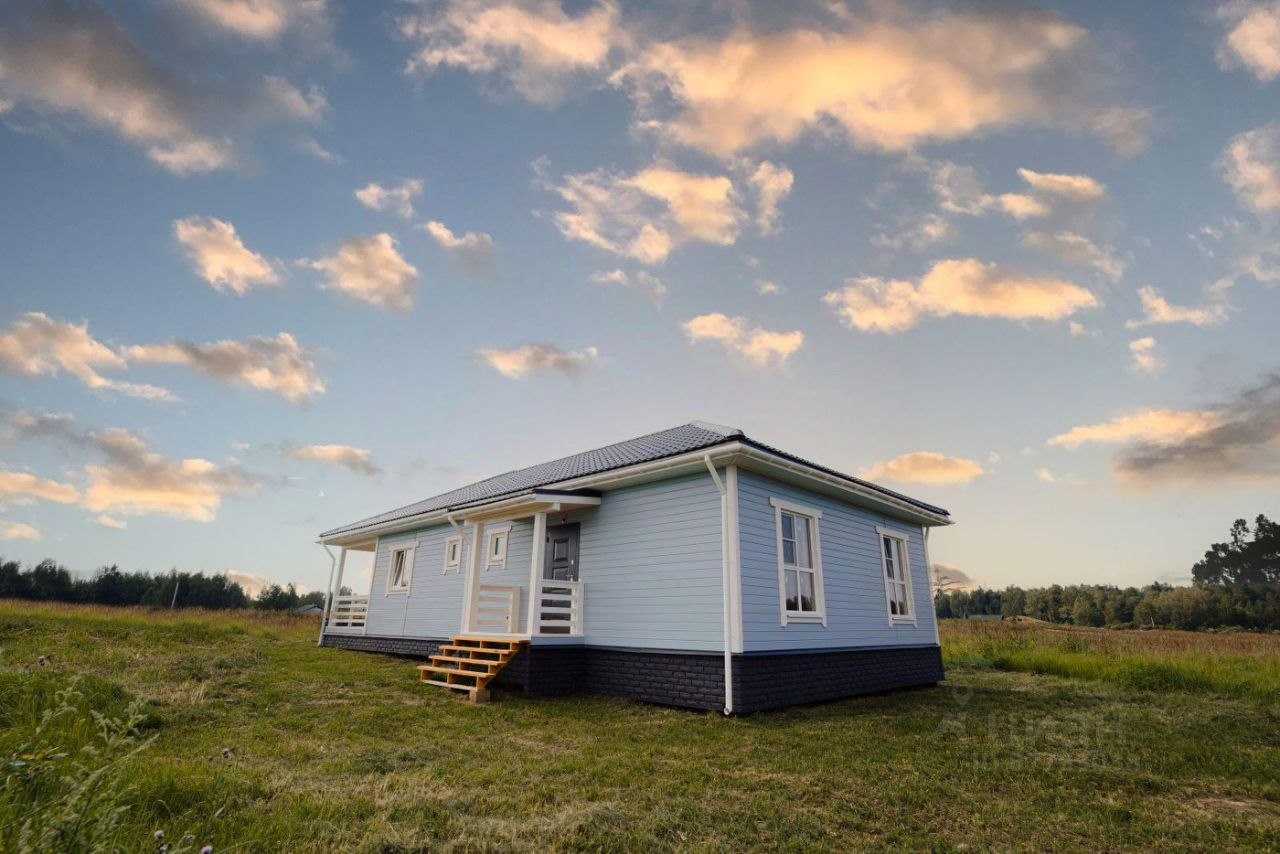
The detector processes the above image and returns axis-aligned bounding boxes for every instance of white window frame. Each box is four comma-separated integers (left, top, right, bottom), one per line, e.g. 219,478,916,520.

385,544,415,595
877,526,916,626
485,523,512,570
442,535,463,573
770,497,826,626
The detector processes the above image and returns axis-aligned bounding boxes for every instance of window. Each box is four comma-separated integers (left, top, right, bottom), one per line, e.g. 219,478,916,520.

486,524,511,569
770,497,825,626
442,535,462,573
878,527,915,625
386,545,414,594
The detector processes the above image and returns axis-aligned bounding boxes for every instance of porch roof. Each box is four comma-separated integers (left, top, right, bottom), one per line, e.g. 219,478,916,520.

319,421,951,541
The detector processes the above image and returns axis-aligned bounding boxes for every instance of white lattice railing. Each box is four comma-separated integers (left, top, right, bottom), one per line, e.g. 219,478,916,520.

328,594,369,632
473,583,520,634
535,579,583,636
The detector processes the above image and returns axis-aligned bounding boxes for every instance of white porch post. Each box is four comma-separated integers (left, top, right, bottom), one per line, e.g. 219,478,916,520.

526,511,547,637
333,546,348,597
460,520,486,634
317,545,342,645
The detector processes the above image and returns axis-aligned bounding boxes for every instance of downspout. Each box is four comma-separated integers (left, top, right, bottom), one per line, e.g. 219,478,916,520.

704,454,733,715
318,544,337,646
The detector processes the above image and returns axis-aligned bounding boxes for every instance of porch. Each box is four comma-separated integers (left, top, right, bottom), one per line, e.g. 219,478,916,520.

318,489,599,642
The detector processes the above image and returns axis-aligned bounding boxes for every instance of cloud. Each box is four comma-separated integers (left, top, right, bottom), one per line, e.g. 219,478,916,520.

1068,321,1097,338
354,179,423,218
474,343,599,379
299,137,342,164
823,258,1097,333
95,514,126,529
929,162,1104,227
1113,373,1280,484
1022,231,1125,280
931,562,976,590
0,520,41,541
756,280,782,296
542,161,745,264
1220,124,1280,213
423,220,497,275
125,332,325,403
399,0,623,104
1217,1,1280,81
81,427,259,522
3,410,261,522
1048,409,1223,447
0,313,174,401
282,443,380,476
682,313,803,367
174,0,335,46
303,234,419,311
747,161,793,235
1126,285,1229,328
1034,467,1083,485
589,269,666,304
173,216,279,294
0,470,80,504
1015,168,1106,201
861,452,984,484
1128,336,1162,375
0,2,327,173
615,6,1144,157
872,212,954,252
225,569,272,597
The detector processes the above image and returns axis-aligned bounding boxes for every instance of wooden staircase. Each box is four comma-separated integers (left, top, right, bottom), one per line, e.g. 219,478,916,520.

417,636,528,703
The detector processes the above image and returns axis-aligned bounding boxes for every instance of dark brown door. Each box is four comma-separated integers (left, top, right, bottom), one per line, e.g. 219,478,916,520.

544,523,580,582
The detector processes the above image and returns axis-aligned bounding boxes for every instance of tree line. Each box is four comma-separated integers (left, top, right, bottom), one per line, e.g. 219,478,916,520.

0,559,326,612
935,515,1280,631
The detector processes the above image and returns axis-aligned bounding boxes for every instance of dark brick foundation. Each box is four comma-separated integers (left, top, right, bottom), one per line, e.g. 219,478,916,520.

732,644,944,713
321,634,942,713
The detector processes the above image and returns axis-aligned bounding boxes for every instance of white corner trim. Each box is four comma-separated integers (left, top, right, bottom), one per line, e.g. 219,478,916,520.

923,525,940,645
726,465,743,654
772,497,827,627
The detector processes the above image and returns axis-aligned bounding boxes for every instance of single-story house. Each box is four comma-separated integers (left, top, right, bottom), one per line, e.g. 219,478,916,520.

316,422,951,713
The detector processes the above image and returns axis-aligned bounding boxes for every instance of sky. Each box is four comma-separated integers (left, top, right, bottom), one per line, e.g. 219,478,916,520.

1,0,1279,597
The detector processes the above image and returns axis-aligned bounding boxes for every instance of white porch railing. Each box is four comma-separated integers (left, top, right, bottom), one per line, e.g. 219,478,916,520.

535,579,583,636
473,583,520,634
328,594,369,633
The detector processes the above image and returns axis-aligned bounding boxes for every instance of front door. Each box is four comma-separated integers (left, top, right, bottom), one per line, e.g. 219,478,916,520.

544,523,580,582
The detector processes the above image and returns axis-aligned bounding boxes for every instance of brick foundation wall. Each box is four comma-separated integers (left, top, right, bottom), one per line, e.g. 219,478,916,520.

732,645,944,713
321,634,943,713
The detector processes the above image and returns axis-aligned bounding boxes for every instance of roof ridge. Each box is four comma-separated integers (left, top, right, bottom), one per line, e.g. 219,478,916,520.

689,420,742,437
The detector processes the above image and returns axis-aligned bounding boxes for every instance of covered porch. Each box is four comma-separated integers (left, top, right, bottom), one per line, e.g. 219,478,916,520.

318,489,600,642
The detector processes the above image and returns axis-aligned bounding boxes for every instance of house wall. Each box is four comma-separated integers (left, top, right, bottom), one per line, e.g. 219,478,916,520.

362,517,536,639
736,468,939,652
574,471,725,651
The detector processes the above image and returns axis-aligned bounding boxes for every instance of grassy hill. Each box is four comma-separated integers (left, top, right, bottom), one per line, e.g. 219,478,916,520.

1,601,1277,851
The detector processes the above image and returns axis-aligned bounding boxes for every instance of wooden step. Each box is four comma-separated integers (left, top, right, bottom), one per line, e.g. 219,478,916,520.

418,663,488,679
426,655,503,671
438,645,511,657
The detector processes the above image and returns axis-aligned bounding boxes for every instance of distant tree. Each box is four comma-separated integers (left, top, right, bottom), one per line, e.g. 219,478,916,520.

1193,515,1280,585
1071,594,1103,627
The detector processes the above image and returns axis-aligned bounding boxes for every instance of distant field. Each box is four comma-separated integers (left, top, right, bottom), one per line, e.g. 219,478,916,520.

1,601,1277,851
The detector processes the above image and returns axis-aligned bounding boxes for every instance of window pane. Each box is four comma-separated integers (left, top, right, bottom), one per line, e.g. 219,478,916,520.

781,512,794,540
794,516,812,568
784,570,799,612
782,539,796,565
798,571,815,612
889,598,898,615
883,537,896,579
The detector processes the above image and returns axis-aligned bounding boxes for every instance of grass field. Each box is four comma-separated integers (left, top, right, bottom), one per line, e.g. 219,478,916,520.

1,601,1277,851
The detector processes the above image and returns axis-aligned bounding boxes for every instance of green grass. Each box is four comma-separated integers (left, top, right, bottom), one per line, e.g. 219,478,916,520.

0,602,1277,851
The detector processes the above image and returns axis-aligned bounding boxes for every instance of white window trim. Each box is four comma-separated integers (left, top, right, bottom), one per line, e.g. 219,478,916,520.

876,526,917,626
442,535,463,574
485,523,512,570
385,544,415,595
770,497,826,627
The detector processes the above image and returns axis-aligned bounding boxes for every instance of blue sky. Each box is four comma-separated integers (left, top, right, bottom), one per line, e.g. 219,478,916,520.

1,0,1278,595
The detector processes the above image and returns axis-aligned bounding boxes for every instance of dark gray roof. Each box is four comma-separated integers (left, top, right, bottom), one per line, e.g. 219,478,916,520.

320,421,948,538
